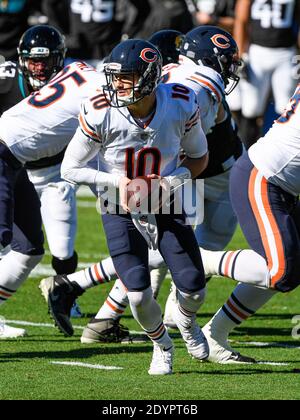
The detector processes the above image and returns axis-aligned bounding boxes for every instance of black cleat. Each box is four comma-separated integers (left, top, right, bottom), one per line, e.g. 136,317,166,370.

39,275,84,337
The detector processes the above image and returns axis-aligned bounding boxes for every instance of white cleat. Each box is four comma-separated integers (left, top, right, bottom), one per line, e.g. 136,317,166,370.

163,281,178,329
202,323,256,364
39,278,49,303
0,323,27,339
148,343,174,375
173,304,209,360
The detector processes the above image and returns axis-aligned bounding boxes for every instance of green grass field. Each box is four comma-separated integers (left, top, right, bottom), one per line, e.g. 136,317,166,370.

1,194,300,400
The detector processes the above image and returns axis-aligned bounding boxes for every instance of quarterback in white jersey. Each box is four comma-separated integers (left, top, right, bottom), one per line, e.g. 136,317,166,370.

46,39,209,375
62,81,207,195
39,27,243,346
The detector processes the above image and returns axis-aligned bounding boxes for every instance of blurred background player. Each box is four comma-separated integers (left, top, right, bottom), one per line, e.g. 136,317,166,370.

43,0,151,69
0,0,42,61
137,0,194,39
194,0,236,33
234,0,300,148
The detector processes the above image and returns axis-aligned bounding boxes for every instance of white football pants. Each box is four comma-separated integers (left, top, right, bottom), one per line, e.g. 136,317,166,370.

27,163,77,260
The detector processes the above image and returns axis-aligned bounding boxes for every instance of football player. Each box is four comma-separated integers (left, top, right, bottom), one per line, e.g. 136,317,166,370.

48,38,209,375
0,38,105,339
196,83,300,363
0,25,83,339
148,29,185,66
40,26,244,346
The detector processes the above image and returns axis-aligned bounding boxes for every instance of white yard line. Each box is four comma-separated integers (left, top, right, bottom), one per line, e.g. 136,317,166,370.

5,319,145,336
76,201,97,208
30,261,106,278
76,186,94,198
50,361,123,370
256,361,289,366
6,319,84,330
231,340,300,350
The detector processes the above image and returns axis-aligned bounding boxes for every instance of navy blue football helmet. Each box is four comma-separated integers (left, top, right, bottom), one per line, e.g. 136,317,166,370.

181,26,241,94
18,25,66,90
148,30,185,66
104,39,162,107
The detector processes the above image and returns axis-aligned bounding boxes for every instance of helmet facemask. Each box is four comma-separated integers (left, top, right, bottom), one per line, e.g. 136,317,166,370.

104,61,161,108
18,47,65,90
214,49,241,95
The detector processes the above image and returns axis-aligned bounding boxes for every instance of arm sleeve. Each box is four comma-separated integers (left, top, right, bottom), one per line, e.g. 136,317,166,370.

61,128,121,188
181,107,208,159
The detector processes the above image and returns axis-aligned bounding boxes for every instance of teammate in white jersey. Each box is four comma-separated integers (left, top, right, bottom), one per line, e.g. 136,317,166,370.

44,39,209,375
0,25,85,330
192,83,300,363
0,50,105,338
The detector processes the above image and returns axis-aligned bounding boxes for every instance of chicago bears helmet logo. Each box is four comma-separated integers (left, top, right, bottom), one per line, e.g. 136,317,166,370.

210,34,231,49
140,48,158,63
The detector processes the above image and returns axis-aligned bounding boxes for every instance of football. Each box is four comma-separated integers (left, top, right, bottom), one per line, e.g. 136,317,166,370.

126,176,160,213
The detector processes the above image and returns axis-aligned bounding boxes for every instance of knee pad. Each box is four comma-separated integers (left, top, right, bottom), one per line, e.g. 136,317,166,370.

173,266,206,294
177,287,206,313
52,251,78,275
118,263,151,291
127,287,153,308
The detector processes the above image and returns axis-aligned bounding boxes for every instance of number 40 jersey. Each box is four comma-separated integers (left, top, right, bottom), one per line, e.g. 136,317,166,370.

0,61,105,164
249,84,300,196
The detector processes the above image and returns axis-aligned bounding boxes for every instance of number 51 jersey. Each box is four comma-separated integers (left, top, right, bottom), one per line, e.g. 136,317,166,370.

0,61,105,164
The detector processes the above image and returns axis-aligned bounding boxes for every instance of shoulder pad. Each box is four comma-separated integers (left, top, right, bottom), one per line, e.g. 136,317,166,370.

189,65,225,103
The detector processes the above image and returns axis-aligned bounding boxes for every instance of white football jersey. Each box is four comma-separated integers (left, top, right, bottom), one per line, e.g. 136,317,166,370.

0,61,106,164
162,56,225,134
249,84,300,196
62,82,207,199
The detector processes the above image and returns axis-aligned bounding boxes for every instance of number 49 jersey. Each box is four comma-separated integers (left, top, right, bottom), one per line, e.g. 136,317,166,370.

0,61,105,164
249,84,300,196
71,82,207,182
